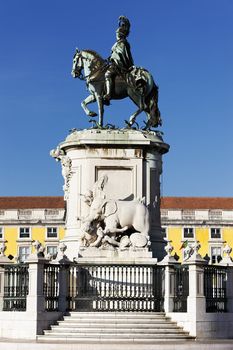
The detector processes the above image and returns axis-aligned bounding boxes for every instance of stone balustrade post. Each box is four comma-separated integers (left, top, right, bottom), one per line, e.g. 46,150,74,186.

184,241,207,337
58,262,70,312
26,256,47,314
158,240,178,313
218,245,233,313
54,242,71,312
0,241,13,311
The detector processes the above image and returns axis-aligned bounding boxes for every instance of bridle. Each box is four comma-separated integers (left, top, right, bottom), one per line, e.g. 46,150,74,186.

73,51,108,83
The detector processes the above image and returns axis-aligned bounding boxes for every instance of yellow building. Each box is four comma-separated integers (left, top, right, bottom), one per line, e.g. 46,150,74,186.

0,196,233,263
161,197,233,263
0,197,65,261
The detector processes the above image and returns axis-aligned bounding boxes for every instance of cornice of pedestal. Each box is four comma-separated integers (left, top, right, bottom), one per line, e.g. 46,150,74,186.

58,128,169,154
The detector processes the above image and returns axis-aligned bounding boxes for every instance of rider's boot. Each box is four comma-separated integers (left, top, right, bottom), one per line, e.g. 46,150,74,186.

103,78,112,103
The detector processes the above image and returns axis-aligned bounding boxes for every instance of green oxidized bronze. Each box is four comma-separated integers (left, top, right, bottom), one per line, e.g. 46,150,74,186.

71,16,162,129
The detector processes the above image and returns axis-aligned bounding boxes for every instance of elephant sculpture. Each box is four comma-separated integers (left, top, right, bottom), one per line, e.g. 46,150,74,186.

82,195,150,249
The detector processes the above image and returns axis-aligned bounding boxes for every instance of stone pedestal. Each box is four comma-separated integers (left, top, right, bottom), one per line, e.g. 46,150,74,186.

52,128,169,261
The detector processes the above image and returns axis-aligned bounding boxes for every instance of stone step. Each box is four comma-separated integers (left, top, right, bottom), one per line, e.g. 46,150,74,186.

67,312,166,318
61,317,171,324
46,327,188,334
55,322,178,328
39,312,193,342
37,334,194,343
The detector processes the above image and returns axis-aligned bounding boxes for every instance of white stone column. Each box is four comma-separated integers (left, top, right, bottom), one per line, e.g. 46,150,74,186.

26,257,47,314
218,245,233,312
0,243,13,311
158,241,178,312
184,242,207,337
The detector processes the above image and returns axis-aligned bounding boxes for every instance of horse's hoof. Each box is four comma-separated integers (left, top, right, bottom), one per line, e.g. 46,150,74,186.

124,120,132,128
88,112,97,117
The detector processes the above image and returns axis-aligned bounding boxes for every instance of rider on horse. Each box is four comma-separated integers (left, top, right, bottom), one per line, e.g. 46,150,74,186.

103,16,134,102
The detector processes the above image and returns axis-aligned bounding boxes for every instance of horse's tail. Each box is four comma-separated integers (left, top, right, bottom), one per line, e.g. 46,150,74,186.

144,82,162,128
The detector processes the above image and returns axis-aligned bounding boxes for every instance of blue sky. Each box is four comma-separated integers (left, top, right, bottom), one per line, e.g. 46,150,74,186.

0,0,232,197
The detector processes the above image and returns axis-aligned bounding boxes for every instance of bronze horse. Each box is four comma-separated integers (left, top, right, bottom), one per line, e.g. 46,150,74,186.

71,49,162,129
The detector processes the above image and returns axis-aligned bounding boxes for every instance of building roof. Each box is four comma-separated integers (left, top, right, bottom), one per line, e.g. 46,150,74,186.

161,197,233,210
0,196,233,210
0,197,65,209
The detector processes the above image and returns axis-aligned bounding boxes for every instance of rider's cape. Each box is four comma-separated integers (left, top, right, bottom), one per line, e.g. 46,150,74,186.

110,39,134,72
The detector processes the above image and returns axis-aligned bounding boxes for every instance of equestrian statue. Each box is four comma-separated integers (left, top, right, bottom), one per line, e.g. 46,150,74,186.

71,16,162,129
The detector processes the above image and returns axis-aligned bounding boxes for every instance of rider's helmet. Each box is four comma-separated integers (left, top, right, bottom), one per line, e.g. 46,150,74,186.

116,15,130,38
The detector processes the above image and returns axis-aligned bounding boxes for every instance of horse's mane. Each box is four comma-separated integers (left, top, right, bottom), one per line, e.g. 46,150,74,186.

83,49,104,62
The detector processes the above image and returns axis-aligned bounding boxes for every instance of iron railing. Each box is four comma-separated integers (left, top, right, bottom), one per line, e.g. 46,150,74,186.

67,264,164,312
43,264,60,311
3,264,29,311
173,265,189,312
204,265,227,312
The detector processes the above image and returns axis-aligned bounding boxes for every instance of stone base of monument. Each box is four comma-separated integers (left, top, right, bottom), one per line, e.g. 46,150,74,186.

51,128,169,261
78,245,154,260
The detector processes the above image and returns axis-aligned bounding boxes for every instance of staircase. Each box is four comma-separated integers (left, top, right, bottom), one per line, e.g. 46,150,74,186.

37,312,194,343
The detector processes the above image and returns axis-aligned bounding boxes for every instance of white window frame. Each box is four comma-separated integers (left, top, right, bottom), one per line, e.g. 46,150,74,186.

210,227,222,240
183,227,195,240
19,227,31,239
46,245,58,255
18,245,31,263
209,245,223,264
46,227,59,239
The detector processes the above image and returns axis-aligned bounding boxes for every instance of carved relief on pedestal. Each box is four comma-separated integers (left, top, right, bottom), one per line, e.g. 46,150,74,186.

80,175,151,252
50,147,73,200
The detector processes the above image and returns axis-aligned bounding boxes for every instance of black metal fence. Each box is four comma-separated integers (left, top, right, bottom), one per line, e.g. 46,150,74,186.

43,264,60,311
67,264,164,312
204,266,227,312
0,262,230,314
3,264,29,311
173,265,189,312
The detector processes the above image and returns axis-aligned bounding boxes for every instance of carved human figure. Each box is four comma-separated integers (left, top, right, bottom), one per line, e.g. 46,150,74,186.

50,147,73,200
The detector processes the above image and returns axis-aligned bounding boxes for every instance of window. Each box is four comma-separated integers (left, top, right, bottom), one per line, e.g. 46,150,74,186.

210,228,221,239
183,227,194,239
47,227,58,238
210,246,222,264
0,227,3,239
19,227,30,239
47,246,58,256
18,246,30,262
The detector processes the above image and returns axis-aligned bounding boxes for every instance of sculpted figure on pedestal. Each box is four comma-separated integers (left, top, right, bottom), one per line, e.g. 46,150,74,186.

80,176,150,250
50,147,73,200
71,16,162,129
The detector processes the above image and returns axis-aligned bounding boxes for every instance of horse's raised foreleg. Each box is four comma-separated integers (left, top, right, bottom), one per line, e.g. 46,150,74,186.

81,94,97,117
95,95,104,127
128,108,143,127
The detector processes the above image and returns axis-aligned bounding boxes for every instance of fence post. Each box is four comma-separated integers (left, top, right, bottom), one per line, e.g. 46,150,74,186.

158,240,178,313
0,242,12,311
218,244,233,312
55,242,70,312
26,255,47,314
184,241,207,337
